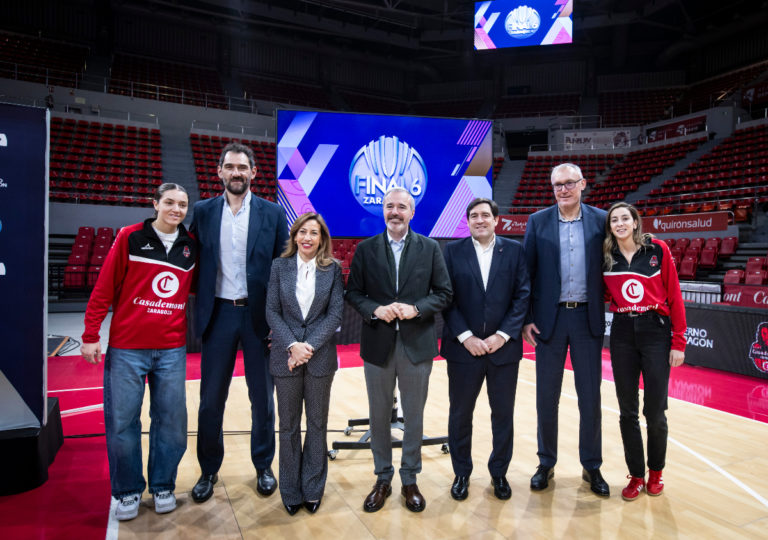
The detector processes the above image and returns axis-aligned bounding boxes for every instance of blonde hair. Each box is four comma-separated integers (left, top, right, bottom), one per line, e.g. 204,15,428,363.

281,212,337,268
603,202,653,270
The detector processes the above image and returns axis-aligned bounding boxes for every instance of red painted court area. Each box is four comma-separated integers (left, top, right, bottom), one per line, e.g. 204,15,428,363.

2,344,767,539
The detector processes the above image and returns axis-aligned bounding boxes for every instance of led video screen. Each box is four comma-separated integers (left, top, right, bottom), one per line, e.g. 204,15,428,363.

474,0,573,50
276,110,493,238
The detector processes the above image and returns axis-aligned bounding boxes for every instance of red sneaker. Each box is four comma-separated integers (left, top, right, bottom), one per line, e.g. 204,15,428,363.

647,469,664,496
621,475,646,501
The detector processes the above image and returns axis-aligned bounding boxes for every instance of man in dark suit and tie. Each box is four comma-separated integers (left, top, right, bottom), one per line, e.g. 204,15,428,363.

346,187,452,513
441,198,530,501
522,162,610,497
189,142,289,503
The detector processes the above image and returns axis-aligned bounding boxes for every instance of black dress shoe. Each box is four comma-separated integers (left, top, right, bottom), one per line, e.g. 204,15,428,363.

582,468,610,497
450,476,469,501
191,473,218,503
530,466,554,491
401,483,426,512
491,476,511,500
256,467,277,496
284,502,302,515
363,479,392,512
304,499,321,513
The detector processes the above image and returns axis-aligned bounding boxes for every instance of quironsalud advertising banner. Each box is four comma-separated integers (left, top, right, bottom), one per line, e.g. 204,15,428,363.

0,103,49,430
275,110,493,238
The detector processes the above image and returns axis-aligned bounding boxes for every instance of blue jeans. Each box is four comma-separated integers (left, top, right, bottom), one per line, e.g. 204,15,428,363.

103,346,188,497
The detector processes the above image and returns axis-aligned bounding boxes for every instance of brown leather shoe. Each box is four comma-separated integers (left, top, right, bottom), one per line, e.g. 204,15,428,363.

401,483,426,512
363,479,392,512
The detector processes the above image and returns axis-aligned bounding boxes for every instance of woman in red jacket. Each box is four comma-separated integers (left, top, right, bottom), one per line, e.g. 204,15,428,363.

80,183,196,521
602,202,686,502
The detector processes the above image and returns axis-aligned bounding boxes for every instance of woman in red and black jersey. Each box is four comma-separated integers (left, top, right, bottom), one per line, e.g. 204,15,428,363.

80,183,196,521
602,202,686,502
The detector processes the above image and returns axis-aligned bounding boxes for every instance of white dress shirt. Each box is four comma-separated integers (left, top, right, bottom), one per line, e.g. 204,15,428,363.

216,191,251,299
295,255,317,320
457,234,510,344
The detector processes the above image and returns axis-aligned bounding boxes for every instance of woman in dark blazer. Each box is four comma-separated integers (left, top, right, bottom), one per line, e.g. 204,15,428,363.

265,212,344,516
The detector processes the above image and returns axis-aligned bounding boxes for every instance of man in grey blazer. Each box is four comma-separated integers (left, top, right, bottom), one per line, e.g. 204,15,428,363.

346,187,452,513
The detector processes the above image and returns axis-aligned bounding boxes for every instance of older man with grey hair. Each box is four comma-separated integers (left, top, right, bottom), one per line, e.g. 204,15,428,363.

346,187,452,513
522,163,610,497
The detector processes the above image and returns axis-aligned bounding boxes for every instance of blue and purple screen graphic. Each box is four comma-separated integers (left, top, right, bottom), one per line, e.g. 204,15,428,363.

276,110,493,238
474,0,573,50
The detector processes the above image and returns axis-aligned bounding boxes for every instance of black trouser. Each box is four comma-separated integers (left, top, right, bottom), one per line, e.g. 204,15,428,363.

610,311,672,478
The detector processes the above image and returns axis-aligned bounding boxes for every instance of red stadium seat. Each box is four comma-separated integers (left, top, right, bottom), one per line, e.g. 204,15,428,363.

745,270,768,285
723,269,744,284
699,246,718,269
720,236,738,257
676,238,690,251
678,256,698,280
64,265,86,288
746,257,766,273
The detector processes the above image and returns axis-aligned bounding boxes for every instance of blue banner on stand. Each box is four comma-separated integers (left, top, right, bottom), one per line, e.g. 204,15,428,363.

0,103,49,430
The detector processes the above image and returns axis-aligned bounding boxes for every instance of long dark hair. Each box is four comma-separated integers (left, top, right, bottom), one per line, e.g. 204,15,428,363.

281,212,337,268
603,202,653,270
152,183,188,218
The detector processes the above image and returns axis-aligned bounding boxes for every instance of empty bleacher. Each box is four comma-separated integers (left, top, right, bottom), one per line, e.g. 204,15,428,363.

241,75,334,110
635,123,768,220
49,116,163,206
493,93,580,118
599,88,683,127
109,54,227,109
0,31,88,88
584,138,706,209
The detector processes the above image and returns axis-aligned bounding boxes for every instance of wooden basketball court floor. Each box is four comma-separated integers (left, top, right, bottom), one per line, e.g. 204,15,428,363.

104,353,768,540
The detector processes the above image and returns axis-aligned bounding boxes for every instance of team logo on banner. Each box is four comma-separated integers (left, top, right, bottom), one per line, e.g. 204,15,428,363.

749,322,768,373
505,6,540,39
621,279,644,303
349,135,427,216
152,271,180,298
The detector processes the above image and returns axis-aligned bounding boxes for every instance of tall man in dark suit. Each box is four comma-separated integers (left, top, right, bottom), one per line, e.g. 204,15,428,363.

189,142,289,503
441,198,530,502
346,187,452,513
522,163,610,497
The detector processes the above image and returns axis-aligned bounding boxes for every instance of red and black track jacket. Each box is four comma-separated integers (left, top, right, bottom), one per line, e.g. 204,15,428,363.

603,238,686,352
82,219,196,349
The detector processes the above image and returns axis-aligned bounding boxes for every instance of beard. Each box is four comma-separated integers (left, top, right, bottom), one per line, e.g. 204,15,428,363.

225,176,249,195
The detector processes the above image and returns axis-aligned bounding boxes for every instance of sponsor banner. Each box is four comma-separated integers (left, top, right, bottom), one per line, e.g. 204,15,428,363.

0,103,48,430
496,214,529,235
642,211,729,234
743,82,768,106
562,130,631,150
722,285,768,309
645,115,706,142
605,304,768,380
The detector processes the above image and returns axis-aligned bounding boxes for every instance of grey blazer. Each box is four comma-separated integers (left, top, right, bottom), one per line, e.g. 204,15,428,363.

265,255,344,378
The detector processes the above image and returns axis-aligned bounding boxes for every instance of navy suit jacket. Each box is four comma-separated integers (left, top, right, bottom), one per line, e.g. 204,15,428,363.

190,194,289,339
441,236,530,366
345,230,452,366
522,203,607,342
265,256,343,378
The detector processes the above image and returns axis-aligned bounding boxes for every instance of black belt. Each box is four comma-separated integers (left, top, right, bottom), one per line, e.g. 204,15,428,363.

615,310,652,318
559,301,586,309
216,297,248,306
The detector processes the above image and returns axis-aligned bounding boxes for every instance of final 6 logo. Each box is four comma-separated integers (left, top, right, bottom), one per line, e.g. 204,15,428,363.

349,135,427,215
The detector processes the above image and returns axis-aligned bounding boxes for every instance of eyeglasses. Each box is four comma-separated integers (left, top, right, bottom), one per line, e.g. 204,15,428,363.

552,179,583,192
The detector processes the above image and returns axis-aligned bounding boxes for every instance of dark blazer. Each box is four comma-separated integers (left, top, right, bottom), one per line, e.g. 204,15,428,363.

440,236,530,366
265,256,344,378
345,230,452,366
190,194,289,338
522,203,607,342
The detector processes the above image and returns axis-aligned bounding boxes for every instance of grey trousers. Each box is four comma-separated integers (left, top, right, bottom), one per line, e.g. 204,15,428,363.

274,369,335,505
363,334,433,485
